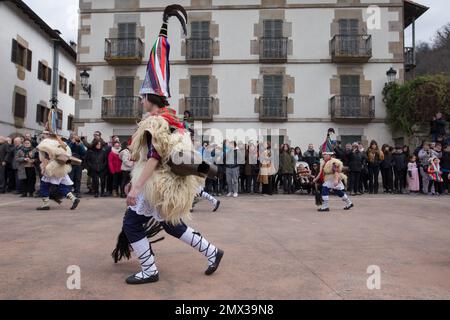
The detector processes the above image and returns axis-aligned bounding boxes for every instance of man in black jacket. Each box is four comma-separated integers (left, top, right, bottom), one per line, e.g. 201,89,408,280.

392,146,407,194
348,143,363,196
85,140,108,197
430,113,447,142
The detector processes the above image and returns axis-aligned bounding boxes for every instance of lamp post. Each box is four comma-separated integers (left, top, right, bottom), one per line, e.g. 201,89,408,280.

80,70,91,98
386,67,397,84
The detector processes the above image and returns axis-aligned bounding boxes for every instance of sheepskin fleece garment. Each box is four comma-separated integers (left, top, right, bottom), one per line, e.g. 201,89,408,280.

321,158,347,185
130,116,204,225
37,138,72,178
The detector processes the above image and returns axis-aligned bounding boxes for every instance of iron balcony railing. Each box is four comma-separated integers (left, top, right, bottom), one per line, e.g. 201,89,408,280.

104,38,144,63
186,38,213,63
259,97,288,121
101,96,143,121
330,95,375,121
404,47,415,70
260,37,288,62
330,35,372,62
185,97,214,121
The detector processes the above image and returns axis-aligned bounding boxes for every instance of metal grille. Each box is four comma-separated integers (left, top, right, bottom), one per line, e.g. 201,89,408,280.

102,96,143,120
330,95,375,120
105,38,144,60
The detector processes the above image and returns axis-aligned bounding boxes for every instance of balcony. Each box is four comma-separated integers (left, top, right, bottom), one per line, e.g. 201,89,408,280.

186,39,213,64
404,47,415,71
330,35,372,63
104,38,144,64
101,96,143,122
185,97,214,121
259,97,288,121
260,37,288,63
330,95,375,122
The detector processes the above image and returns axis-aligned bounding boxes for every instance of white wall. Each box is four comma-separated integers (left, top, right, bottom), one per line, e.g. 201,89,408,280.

77,1,401,146
0,2,76,138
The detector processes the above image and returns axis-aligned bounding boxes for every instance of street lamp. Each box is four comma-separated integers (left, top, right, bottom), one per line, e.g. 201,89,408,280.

386,67,397,83
80,70,91,98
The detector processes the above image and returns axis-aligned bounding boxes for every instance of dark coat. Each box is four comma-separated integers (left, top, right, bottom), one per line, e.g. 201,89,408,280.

440,151,450,170
392,152,407,171
85,148,107,173
348,150,364,172
0,142,9,163
381,153,394,169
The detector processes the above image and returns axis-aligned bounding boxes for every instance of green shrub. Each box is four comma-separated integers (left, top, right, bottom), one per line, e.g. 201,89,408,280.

383,75,450,135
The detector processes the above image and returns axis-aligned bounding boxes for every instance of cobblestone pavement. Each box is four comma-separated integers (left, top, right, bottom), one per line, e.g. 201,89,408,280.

0,192,449,299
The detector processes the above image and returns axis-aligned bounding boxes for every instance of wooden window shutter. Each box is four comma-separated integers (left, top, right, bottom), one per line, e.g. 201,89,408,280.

47,68,52,85
26,49,32,71
38,62,43,80
11,39,18,63
14,93,26,118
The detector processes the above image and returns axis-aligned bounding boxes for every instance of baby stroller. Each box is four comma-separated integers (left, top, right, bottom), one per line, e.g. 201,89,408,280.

294,161,313,194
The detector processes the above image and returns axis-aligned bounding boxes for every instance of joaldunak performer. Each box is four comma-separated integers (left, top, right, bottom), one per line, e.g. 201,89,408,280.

112,5,223,285
36,111,81,211
314,128,353,212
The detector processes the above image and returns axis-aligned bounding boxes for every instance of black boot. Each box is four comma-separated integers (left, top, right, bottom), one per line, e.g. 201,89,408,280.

125,273,159,285
205,249,224,276
71,198,80,210
213,200,221,212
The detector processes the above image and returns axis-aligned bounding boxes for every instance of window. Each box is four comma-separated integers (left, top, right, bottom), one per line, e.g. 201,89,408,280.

262,75,284,118
11,39,32,71
341,135,362,146
189,76,210,118
117,23,137,57
69,82,75,97
340,75,360,96
38,61,52,84
338,20,360,55
188,21,211,60
339,19,359,36
118,23,136,38
340,75,361,117
59,76,67,93
116,77,135,117
67,115,74,131
56,109,63,129
261,20,286,60
14,92,26,119
263,20,283,38
263,75,283,98
116,77,134,97
191,21,210,39
36,104,49,125
190,75,209,97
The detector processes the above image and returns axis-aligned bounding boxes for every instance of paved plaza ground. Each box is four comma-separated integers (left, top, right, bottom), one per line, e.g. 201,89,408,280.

0,192,449,300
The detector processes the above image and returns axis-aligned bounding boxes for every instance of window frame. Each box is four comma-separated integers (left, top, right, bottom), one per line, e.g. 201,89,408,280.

14,92,26,119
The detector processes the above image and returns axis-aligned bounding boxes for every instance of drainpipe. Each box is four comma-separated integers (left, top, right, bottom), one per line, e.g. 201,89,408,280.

50,39,60,109
412,17,416,78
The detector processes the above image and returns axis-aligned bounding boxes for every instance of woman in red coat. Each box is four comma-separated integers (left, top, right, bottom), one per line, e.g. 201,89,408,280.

108,141,122,197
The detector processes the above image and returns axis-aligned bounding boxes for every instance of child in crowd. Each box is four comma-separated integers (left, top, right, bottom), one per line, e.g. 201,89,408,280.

108,141,122,197
407,155,420,194
119,140,133,198
427,156,443,195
